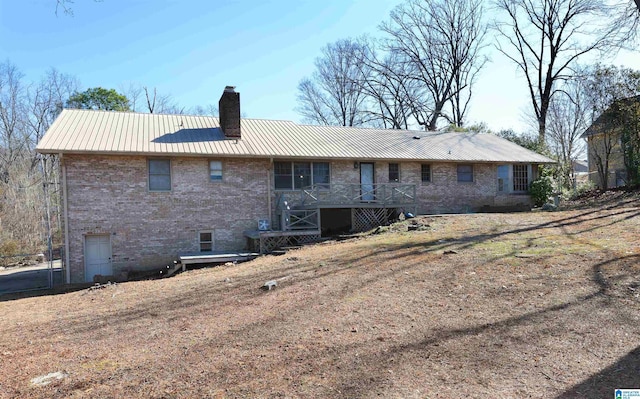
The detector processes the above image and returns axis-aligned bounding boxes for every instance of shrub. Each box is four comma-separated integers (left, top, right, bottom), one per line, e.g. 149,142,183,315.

0,239,20,267
529,175,554,207
570,180,596,200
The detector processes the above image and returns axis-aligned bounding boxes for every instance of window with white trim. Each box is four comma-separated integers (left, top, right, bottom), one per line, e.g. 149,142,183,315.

148,159,171,191
497,164,531,193
513,164,529,192
209,161,223,181
274,161,330,189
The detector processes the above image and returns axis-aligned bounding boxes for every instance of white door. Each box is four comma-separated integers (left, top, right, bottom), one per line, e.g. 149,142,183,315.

360,163,375,201
85,235,112,282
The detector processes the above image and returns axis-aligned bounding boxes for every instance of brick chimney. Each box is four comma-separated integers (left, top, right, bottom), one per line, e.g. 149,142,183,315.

219,86,241,139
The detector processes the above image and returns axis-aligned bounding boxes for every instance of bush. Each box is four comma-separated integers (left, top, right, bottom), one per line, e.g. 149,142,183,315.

0,239,20,267
570,180,596,200
529,175,554,207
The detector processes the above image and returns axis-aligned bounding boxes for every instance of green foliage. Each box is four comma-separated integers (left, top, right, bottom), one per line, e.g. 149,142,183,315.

598,97,640,186
445,122,489,133
529,175,554,207
66,87,130,111
572,180,596,199
495,129,551,156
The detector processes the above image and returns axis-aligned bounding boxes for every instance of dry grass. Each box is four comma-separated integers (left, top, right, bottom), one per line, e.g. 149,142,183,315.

1,199,639,398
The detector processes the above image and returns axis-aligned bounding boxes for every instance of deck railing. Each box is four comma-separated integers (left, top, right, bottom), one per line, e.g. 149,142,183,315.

300,183,416,207
281,209,319,231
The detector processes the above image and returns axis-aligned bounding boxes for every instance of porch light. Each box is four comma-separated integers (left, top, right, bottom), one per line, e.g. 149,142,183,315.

354,161,359,169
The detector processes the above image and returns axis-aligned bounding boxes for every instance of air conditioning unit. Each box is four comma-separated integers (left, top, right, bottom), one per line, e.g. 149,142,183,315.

258,219,270,231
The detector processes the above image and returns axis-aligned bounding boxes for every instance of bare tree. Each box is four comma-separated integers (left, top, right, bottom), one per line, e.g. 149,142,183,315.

25,68,78,151
190,104,218,116
0,61,27,184
296,39,371,127
380,0,487,130
0,62,73,259
587,123,617,190
120,82,143,112
120,83,187,114
355,40,414,129
546,82,588,189
143,86,184,114
579,64,640,189
494,0,633,143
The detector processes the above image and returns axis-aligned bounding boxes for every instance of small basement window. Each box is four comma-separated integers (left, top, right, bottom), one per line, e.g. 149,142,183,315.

199,231,213,252
209,160,223,181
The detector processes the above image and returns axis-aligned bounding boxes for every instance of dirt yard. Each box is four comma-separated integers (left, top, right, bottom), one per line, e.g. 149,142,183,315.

1,195,639,398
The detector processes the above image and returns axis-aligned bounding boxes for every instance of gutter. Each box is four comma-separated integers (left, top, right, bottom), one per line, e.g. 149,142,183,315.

61,153,71,284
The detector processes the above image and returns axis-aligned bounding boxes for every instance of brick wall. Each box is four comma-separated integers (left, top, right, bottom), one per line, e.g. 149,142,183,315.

63,155,533,282
63,155,270,283
399,162,533,214
269,160,533,220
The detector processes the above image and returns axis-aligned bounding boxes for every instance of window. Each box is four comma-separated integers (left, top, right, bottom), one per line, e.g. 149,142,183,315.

274,161,330,190
293,162,311,189
389,163,400,182
497,164,531,193
209,161,223,181
274,162,293,190
513,164,529,191
199,231,213,252
421,164,431,183
148,159,171,191
313,162,330,188
457,164,473,182
497,165,509,192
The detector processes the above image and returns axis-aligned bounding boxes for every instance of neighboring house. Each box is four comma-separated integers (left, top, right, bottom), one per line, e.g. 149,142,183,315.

582,96,640,189
572,159,589,186
37,86,554,284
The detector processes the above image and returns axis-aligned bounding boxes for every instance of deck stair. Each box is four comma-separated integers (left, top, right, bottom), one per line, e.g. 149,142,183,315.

160,252,260,278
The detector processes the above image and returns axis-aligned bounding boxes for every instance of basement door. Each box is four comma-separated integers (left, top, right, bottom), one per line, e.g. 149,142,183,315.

84,234,112,282
360,162,375,201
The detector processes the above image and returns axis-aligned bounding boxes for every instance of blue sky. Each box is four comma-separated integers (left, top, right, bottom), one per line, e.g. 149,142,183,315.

1,0,639,133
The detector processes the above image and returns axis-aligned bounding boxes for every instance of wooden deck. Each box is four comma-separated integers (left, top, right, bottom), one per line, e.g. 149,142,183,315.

161,251,260,278
178,251,259,265
244,229,322,254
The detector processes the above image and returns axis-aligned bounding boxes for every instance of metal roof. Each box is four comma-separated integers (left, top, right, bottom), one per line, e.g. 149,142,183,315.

37,109,555,163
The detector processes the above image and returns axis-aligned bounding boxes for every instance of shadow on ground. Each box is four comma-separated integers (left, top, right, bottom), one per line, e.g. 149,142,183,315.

555,346,640,398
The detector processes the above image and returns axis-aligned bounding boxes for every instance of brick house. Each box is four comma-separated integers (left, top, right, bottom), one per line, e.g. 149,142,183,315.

37,87,554,283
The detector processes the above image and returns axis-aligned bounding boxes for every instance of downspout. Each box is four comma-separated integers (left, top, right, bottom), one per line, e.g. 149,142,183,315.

61,153,71,284
267,158,272,228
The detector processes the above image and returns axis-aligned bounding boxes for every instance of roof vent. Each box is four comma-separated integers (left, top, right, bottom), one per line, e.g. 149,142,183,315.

413,136,420,140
